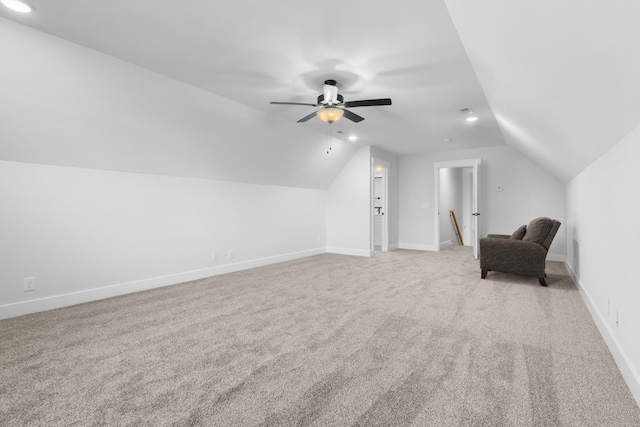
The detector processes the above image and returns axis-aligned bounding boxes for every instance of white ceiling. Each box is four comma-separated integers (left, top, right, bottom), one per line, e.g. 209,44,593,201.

445,0,640,183
2,0,639,185
0,0,503,155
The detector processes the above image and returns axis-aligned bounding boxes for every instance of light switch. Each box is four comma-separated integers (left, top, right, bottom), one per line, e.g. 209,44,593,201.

496,185,503,192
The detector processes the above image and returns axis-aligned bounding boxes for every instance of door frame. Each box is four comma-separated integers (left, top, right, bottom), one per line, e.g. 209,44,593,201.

371,158,390,254
434,158,481,258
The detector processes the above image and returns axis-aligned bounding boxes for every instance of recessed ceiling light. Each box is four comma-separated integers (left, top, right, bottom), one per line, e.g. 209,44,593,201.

1,0,34,13
466,116,478,122
348,135,358,142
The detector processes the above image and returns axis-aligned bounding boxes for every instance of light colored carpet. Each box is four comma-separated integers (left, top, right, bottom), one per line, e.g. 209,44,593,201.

1,247,638,426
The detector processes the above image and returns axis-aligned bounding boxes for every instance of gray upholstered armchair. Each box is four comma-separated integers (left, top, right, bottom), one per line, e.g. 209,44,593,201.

480,217,561,286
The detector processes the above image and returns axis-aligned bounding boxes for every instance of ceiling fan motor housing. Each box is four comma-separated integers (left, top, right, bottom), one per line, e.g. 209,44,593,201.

322,80,340,104
317,93,344,106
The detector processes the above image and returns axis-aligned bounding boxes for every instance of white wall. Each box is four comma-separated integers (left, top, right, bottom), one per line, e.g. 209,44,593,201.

325,146,372,256
399,145,566,259
439,168,464,246
0,161,326,319
565,122,640,403
324,146,400,256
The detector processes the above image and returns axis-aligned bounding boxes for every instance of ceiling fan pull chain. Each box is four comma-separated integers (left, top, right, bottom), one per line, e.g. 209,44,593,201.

326,125,329,154
326,123,330,154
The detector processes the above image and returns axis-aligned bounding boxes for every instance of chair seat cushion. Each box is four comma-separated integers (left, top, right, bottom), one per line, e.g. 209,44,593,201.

510,225,527,240
522,217,554,245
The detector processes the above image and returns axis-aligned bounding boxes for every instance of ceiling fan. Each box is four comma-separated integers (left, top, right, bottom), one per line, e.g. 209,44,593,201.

270,80,392,123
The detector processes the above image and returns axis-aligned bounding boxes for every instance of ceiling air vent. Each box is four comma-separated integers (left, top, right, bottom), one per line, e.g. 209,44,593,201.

459,107,473,115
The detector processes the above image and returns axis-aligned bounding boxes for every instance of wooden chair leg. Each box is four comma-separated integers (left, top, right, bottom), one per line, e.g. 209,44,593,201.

538,277,548,287
481,269,488,279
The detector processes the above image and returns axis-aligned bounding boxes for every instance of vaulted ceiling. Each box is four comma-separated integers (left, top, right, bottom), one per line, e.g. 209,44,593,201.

446,0,640,183
1,0,638,187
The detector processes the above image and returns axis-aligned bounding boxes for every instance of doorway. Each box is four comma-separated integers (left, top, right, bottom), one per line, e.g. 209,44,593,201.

372,159,389,254
438,167,472,247
434,159,481,259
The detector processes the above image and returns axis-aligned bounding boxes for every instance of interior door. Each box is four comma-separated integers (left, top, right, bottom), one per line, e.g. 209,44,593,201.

471,160,481,259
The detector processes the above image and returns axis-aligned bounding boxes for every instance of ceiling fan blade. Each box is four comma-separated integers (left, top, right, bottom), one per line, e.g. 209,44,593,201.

297,111,318,123
342,109,365,123
270,101,318,106
343,98,392,108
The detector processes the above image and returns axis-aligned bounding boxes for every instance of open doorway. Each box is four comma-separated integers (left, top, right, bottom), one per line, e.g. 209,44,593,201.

372,159,389,254
434,159,481,259
438,167,472,247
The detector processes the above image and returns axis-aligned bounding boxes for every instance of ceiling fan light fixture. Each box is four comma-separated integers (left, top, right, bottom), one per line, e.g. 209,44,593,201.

1,0,34,13
317,108,344,123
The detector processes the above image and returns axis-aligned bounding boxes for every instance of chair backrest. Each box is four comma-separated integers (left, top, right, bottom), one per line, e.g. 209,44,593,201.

542,220,561,250
522,217,561,251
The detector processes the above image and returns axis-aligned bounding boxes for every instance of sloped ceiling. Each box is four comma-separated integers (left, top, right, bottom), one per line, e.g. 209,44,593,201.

0,18,357,190
0,0,504,189
445,0,640,183
2,1,637,186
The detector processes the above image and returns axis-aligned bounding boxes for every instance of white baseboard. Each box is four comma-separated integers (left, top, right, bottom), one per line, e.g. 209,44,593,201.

547,253,566,262
398,243,437,251
565,261,640,407
0,248,326,321
325,247,372,257
440,240,453,248
388,243,400,251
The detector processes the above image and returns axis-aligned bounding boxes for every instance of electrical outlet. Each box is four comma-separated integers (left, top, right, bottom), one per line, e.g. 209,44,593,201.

212,252,218,261
228,249,234,259
23,277,36,292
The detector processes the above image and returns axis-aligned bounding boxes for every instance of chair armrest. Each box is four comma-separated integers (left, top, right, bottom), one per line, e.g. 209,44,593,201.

480,238,548,278
486,234,510,239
